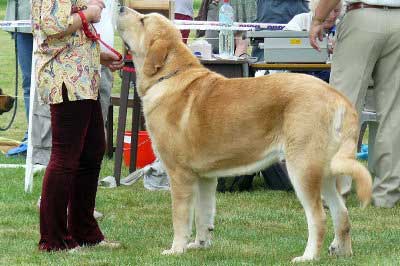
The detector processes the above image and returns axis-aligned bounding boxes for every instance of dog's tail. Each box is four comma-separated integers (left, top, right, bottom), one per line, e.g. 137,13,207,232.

330,105,372,208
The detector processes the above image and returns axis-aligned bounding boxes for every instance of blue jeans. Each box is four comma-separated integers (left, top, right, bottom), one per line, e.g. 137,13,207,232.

13,32,33,140
14,32,33,123
294,70,331,83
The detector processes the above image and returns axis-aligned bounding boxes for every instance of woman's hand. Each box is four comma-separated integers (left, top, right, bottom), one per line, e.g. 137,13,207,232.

309,19,325,52
88,0,105,8
84,2,104,23
100,52,124,71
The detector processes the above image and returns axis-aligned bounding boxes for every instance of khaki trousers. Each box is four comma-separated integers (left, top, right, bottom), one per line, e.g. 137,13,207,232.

330,8,400,207
99,65,114,123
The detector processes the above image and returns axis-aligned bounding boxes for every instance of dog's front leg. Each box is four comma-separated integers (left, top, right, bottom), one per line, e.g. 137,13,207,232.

162,173,196,255
187,177,217,250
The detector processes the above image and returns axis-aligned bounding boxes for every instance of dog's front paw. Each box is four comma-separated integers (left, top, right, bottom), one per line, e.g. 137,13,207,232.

162,246,186,255
328,242,352,257
187,240,211,250
291,255,318,263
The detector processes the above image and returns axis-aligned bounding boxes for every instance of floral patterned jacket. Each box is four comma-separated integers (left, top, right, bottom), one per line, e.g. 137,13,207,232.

32,0,100,104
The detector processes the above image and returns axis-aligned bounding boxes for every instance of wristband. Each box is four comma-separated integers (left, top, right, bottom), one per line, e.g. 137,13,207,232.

312,16,325,25
71,5,86,14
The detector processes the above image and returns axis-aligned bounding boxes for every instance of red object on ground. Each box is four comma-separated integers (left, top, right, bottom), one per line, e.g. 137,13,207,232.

123,131,156,168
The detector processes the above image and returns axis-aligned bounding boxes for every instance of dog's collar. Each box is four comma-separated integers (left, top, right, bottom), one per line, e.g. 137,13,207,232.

154,64,193,86
157,69,180,84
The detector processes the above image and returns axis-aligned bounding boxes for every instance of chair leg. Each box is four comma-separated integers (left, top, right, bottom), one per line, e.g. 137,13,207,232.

129,75,140,173
114,68,131,185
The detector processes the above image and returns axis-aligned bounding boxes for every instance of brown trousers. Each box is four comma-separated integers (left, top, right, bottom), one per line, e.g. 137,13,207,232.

39,87,105,250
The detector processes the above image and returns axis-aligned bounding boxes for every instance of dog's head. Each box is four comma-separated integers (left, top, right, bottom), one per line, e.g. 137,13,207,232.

0,88,15,115
117,7,184,77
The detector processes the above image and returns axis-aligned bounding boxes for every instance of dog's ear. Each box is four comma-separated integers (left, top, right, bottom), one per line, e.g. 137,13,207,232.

143,39,169,76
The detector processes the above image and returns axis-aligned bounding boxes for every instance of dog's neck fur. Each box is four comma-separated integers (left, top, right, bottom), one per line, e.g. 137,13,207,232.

136,43,202,96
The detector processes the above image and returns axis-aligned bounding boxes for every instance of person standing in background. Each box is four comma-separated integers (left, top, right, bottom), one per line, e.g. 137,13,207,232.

4,0,33,148
284,0,343,83
95,0,117,127
175,0,194,44
310,0,400,208
285,0,342,33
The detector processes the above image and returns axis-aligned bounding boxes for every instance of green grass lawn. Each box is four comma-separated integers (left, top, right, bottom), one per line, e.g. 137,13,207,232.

1,1,399,265
1,164,400,266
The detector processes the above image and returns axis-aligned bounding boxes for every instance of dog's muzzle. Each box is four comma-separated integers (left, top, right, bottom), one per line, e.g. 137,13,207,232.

0,94,15,115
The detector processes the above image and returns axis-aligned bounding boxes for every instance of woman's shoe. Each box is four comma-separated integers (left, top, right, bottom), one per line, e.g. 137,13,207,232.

67,246,82,253
98,239,121,248
93,209,103,220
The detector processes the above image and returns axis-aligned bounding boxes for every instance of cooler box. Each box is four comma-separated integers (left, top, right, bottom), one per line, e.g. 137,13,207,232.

258,31,329,63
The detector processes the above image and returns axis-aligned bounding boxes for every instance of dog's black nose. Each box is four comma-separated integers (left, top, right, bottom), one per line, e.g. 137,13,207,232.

120,6,125,13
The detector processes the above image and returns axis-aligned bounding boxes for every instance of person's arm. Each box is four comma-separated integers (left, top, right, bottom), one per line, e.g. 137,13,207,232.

309,0,341,51
51,6,103,39
39,0,104,39
100,52,124,72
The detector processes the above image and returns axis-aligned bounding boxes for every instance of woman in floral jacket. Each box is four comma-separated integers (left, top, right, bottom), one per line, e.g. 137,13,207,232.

32,0,123,251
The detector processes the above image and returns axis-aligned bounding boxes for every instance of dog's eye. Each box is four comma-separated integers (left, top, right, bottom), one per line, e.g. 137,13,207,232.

140,17,145,25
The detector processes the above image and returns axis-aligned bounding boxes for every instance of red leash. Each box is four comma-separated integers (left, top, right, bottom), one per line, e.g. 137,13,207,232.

77,10,123,60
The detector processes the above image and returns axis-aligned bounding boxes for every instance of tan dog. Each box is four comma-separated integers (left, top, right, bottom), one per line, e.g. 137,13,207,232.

117,8,373,262
0,88,15,115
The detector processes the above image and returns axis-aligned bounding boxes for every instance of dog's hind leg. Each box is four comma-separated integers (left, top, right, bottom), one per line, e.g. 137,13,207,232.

162,168,197,255
187,177,218,250
287,160,326,263
321,176,352,257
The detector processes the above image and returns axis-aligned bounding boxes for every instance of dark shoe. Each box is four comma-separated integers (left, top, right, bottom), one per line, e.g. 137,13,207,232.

216,178,226,192
237,175,255,192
